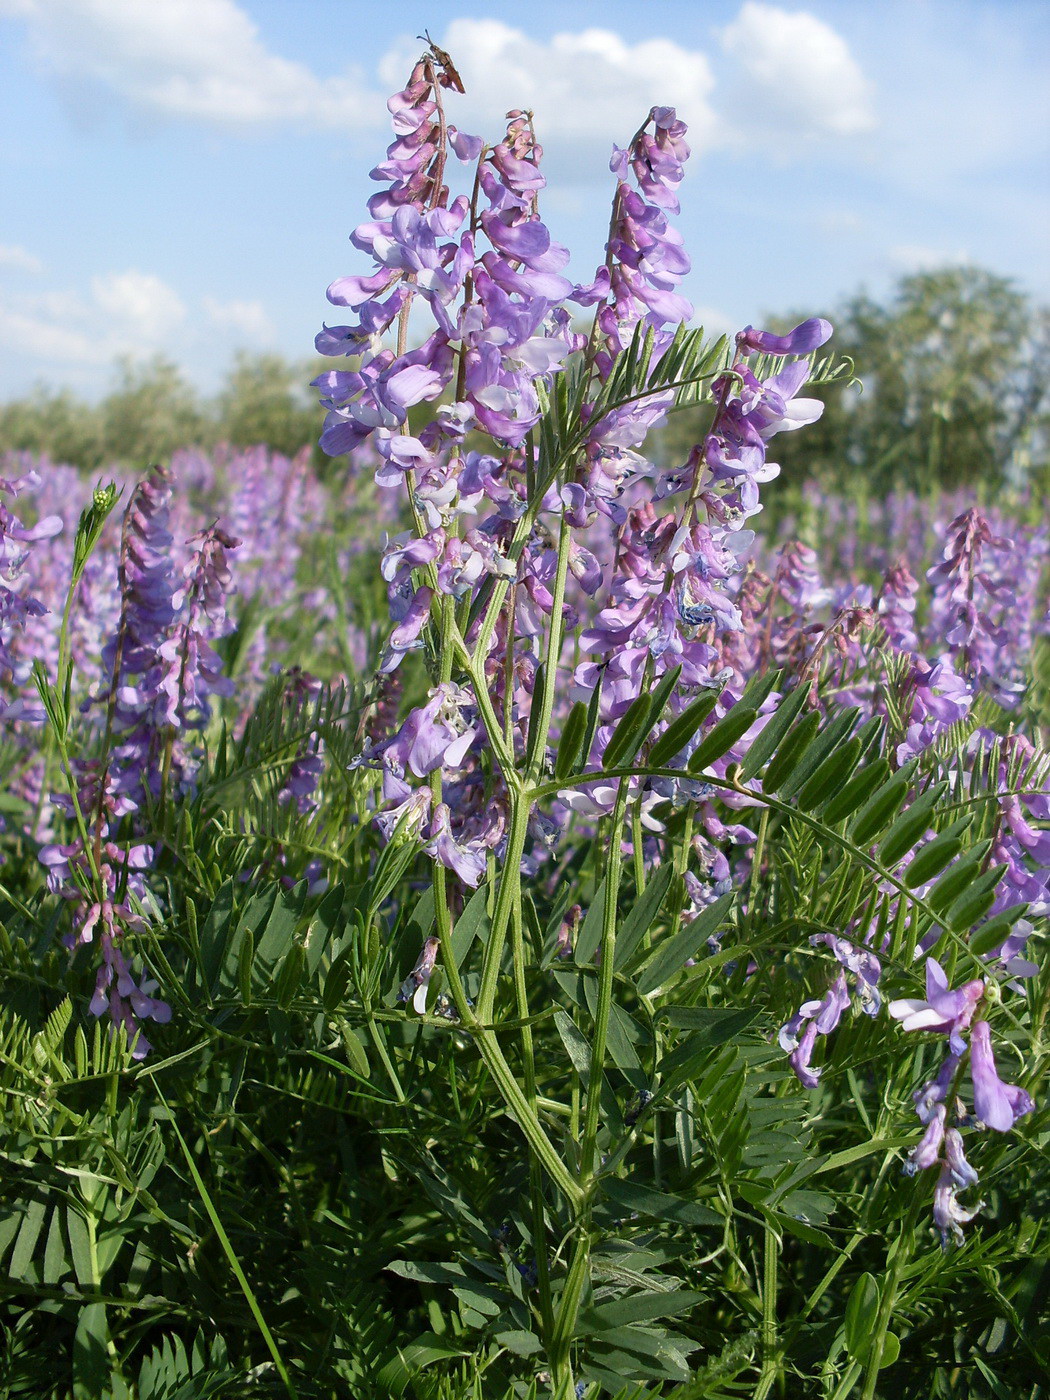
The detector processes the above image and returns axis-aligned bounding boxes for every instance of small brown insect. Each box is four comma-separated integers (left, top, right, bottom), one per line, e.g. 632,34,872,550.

418,30,465,93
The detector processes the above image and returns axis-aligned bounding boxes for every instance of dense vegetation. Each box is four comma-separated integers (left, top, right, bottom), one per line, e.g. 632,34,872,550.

1,40,1047,1400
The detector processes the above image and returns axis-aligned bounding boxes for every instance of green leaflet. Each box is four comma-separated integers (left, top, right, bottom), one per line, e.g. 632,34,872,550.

636,893,734,995
877,780,949,866
902,816,972,887
575,877,609,966
646,692,721,769
926,841,994,915
795,736,863,812
599,1178,721,1228
614,863,677,969
761,708,821,791
778,706,862,798
822,757,891,824
687,707,758,773
738,682,811,779
604,666,682,772
604,693,658,772
969,904,1029,956
945,864,1006,929
849,770,912,845
554,699,589,779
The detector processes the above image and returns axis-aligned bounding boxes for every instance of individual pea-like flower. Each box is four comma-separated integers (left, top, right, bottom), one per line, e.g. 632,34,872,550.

932,1160,983,1249
902,1103,947,1175
398,936,440,1014
425,802,486,887
913,1053,961,1123
968,1020,1034,1131
777,972,850,1088
888,958,984,1055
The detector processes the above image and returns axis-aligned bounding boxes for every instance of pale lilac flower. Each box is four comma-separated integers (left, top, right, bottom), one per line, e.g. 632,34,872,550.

888,958,984,1054
902,1103,947,1175
398,935,440,1014
913,1053,961,1124
932,1160,983,1249
944,1128,979,1189
969,1021,1034,1131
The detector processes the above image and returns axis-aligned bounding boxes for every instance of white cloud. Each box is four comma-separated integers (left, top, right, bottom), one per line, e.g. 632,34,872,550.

7,0,379,129
0,267,282,390
720,2,875,140
203,295,275,341
888,243,971,273
380,20,720,162
0,268,187,369
91,269,186,336
0,244,44,274
0,304,106,364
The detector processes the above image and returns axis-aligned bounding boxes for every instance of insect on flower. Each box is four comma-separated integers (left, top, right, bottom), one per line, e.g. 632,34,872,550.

419,31,466,92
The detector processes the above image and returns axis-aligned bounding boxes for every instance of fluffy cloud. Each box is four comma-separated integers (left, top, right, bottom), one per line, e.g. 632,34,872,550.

0,244,44,274
203,295,275,341
4,0,378,129
380,19,720,161
3,2,875,166
90,269,187,337
0,267,187,370
720,2,875,140
0,256,283,393
888,243,971,273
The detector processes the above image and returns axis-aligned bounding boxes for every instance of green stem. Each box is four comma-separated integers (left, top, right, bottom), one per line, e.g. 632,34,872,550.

475,1027,583,1208
510,898,555,1339
527,511,573,783
859,1195,919,1400
754,1219,780,1400
156,1085,299,1399
579,776,629,1178
548,1229,591,1398
475,792,531,1023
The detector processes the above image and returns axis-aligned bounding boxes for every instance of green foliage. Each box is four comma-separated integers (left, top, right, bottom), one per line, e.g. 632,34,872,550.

0,352,326,471
2,653,1046,1398
214,352,325,461
658,266,1050,497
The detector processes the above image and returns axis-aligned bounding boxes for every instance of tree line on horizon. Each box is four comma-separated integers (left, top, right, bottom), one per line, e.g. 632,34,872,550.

1,265,1047,495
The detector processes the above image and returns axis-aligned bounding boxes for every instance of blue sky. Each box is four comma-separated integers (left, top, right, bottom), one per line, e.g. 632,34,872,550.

0,0,1047,400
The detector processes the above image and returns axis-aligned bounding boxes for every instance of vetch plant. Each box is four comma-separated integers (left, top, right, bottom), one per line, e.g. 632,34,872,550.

303,38,1045,1398
0,37,1045,1400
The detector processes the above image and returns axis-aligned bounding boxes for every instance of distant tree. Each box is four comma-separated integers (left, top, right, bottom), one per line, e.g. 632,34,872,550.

769,267,1049,494
99,355,213,466
0,386,105,470
215,352,322,459
658,266,1049,497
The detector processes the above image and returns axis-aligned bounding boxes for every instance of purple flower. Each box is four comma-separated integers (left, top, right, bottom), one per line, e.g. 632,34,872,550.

969,1020,1034,1132
888,958,984,1054
932,1160,983,1248
912,1052,960,1124
398,935,440,1014
736,318,833,357
426,803,486,887
380,683,477,780
902,1103,946,1175
779,972,850,1088
944,1128,979,1189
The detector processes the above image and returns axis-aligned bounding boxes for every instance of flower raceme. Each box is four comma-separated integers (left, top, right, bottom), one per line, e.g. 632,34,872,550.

314,44,838,903
886,960,1033,1245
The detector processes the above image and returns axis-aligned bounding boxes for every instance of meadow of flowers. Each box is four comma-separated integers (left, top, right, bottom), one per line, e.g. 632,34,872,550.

1,40,1047,1400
